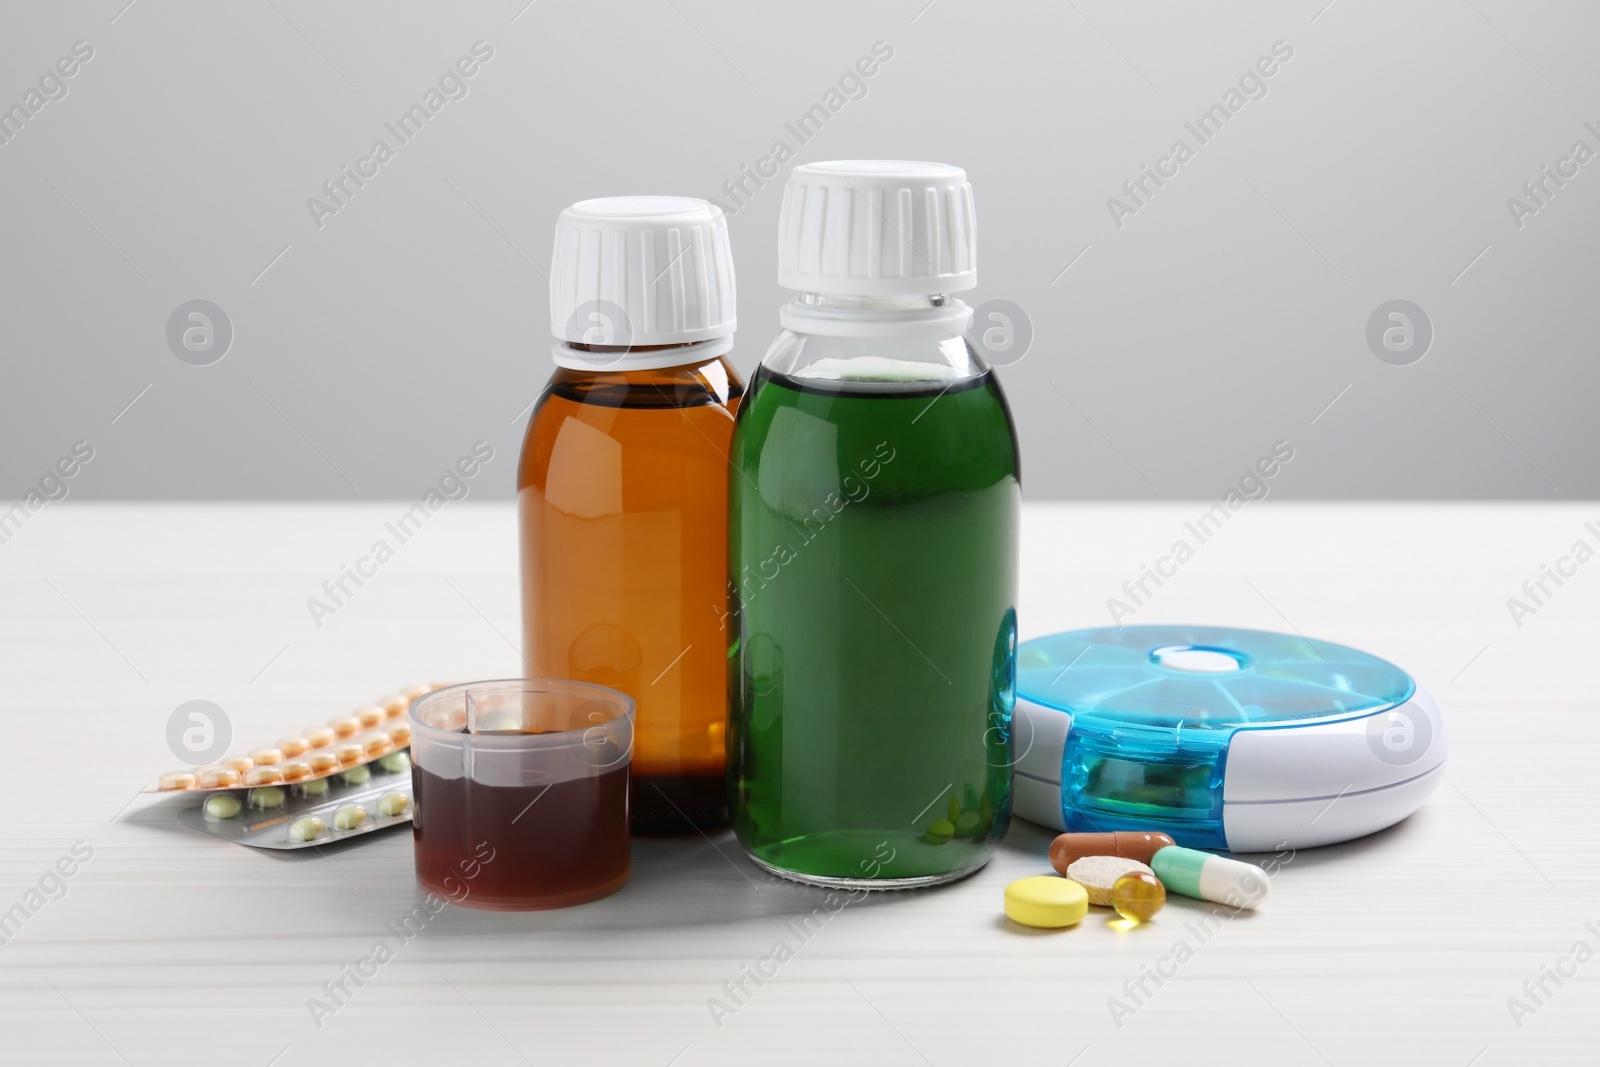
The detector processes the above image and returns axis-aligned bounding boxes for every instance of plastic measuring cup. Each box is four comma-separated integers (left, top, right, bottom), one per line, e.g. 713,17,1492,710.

409,679,634,910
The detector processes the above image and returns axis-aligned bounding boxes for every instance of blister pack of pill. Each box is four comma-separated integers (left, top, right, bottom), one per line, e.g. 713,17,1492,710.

176,748,416,850
149,684,444,794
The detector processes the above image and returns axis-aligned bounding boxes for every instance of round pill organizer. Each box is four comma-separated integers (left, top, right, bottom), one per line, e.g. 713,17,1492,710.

1011,625,1448,852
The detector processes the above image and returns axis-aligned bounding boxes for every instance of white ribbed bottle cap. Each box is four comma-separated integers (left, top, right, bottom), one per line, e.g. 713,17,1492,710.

549,196,736,369
777,160,977,296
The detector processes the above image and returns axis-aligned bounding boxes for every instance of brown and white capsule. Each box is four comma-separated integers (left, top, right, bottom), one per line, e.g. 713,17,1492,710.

1049,831,1175,876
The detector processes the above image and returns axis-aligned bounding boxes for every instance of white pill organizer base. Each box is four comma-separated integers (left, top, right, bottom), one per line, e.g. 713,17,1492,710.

176,762,414,850
1011,625,1449,853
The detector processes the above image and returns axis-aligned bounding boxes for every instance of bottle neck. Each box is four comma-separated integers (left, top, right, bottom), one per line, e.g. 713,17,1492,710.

552,333,734,372
781,291,971,340
795,292,951,312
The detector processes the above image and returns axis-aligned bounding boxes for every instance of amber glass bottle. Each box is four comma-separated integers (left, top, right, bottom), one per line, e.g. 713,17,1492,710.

519,196,740,833
519,353,742,831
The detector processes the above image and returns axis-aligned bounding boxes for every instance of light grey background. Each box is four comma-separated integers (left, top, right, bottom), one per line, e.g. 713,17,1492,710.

2,0,1596,502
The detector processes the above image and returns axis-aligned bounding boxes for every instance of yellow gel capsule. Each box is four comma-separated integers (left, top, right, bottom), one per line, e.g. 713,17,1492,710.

1004,876,1089,929
1112,871,1166,924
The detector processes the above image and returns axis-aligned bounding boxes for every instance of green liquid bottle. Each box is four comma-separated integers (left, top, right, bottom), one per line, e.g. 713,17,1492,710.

728,161,1020,888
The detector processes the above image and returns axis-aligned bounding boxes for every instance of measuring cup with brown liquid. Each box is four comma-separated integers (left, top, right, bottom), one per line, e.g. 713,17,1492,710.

409,680,633,910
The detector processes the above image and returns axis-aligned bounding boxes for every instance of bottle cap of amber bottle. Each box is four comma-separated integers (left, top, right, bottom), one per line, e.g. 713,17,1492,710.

548,196,736,371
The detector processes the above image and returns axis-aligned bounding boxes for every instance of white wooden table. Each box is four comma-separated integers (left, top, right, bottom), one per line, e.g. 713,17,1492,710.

2,502,1595,1065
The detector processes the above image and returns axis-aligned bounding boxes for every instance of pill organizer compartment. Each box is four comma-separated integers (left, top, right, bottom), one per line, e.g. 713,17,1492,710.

1012,625,1449,851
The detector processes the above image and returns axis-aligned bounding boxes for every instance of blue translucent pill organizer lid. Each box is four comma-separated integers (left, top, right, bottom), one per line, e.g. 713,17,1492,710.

1012,624,1439,850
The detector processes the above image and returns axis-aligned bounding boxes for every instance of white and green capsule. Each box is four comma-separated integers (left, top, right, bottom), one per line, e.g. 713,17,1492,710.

1150,846,1270,909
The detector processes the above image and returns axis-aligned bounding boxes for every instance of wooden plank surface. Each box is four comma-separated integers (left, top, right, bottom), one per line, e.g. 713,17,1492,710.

1,502,1595,1065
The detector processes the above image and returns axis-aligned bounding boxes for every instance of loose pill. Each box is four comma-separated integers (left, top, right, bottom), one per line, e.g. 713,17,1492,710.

387,723,411,746
1150,846,1270,910
363,734,393,757
1049,831,1175,875
378,751,410,775
333,805,367,831
340,765,371,786
377,792,410,817
204,794,242,820
296,777,331,798
248,786,286,810
954,810,982,838
277,737,310,759
280,761,312,783
244,766,284,786
197,767,241,789
1111,871,1166,923
249,747,284,766
1004,876,1089,928
336,743,364,766
304,726,335,749
1066,856,1155,907
289,815,325,842
330,716,361,739
924,819,954,844
308,752,340,774
222,756,255,773
355,705,384,729
947,796,961,821
159,772,196,791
